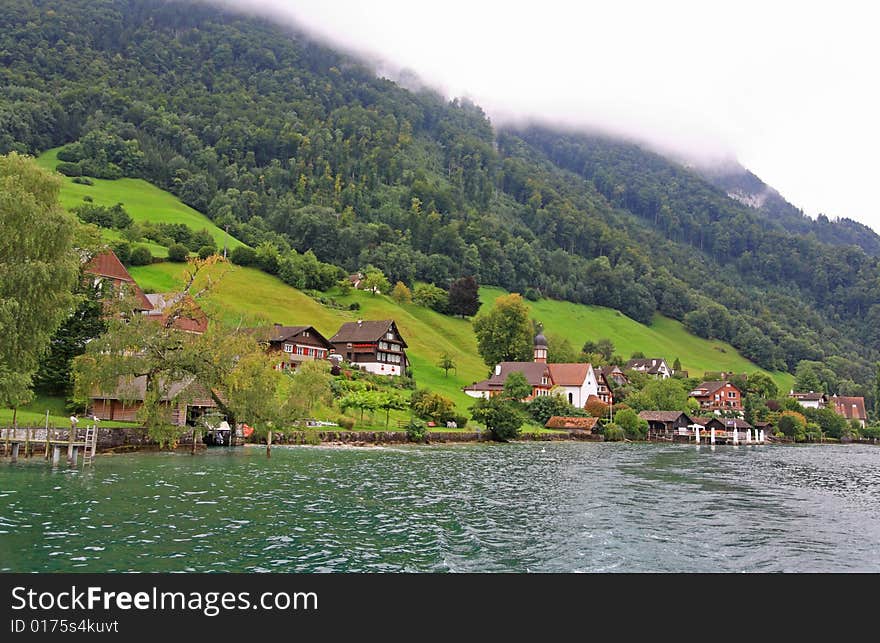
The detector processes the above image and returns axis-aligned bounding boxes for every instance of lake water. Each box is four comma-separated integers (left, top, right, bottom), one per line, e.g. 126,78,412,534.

2,442,879,572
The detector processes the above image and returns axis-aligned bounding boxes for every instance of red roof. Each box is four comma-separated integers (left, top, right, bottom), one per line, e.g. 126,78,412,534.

545,416,599,430
84,250,153,311
547,363,592,386
144,293,209,334
831,396,867,421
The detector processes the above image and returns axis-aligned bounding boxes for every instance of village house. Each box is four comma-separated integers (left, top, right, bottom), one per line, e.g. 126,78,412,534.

593,369,615,405
249,323,334,370
638,411,695,437
144,292,209,334
625,358,671,379
547,363,599,407
788,391,828,409
830,395,868,428
84,249,153,311
329,319,408,376
689,380,744,413
463,333,598,404
700,417,754,434
89,376,216,426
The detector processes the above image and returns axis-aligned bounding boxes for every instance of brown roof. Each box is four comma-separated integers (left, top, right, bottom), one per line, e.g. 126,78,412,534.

547,363,591,386
144,293,209,334
466,362,552,391
247,324,333,348
91,375,215,406
329,320,407,347
84,250,153,311
789,391,826,401
638,411,692,423
831,396,867,421
690,381,737,396
545,416,599,430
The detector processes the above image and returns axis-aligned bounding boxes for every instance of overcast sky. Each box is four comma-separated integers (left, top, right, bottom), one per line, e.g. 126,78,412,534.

216,0,880,233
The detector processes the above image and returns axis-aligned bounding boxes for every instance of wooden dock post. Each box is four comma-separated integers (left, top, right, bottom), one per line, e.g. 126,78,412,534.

732,428,739,445
267,429,272,458
10,442,19,462
52,445,62,466
44,411,51,460
67,416,78,464
710,427,716,445
70,446,78,467
25,426,32,458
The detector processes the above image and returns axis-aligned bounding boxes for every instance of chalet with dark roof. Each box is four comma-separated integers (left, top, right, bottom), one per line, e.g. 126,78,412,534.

638,411,695,436
689,381,743,413
249,323,334,370
329,319,408,376
463,361,554,401
625,358,671,379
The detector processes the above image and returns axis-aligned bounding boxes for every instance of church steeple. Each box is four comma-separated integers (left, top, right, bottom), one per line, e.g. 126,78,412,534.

533,331,548,363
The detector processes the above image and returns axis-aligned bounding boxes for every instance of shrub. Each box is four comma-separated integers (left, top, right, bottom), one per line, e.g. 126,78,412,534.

72,176,94,185
614,408,648,440
524,287,541,301
82,195,94,202
405,419,429,442
229,245,257,266
110,240,131,266
603,423,626,441
336,416,355,430
167,243,190,262
129,244,153,266
348,302,360,311
198,245,215,259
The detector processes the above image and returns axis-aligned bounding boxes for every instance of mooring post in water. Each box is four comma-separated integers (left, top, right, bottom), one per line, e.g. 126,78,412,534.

11,442,19,462
710,427,716,445
191,428,197,455
69,446,78,467
760,429,765,444
52,445,61,466
732,428,738,445
67,416,78,464
44,411,51,460
267,429,272,458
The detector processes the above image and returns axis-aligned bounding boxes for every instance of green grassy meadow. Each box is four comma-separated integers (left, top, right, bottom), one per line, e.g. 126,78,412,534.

35,147,245,252
478,287,794,391
130,261,794,414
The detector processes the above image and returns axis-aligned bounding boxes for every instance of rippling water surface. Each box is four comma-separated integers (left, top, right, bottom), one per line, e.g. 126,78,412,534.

2,442,879,572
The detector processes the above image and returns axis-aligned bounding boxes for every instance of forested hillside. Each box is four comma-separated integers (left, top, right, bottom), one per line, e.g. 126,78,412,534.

1,0,877,406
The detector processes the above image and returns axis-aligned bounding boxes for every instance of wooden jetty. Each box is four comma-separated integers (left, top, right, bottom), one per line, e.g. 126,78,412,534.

1,420,99,467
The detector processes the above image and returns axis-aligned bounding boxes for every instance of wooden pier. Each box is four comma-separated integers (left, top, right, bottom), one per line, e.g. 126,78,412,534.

1,422,99,467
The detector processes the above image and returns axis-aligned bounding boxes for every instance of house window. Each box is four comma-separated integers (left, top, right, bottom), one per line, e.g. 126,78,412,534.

541,376,548,385
568,393,573,404
303,331,310,337
728,391,736,398
283,344,293,353
386,332,395,340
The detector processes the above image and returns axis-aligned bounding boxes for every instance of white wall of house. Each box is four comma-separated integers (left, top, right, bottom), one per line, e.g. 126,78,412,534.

556,366,599,407
464,389,489,399
796,399,822,409
359,362,403,376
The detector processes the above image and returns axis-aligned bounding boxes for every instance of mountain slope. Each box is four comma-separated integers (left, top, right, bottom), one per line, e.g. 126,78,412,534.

0,0,875,406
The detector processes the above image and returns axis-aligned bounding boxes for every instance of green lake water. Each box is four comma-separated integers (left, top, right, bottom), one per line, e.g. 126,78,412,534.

2,442,879,572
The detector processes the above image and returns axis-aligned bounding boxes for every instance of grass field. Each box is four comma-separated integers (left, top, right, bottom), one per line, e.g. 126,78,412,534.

130,261,794,413
0,394,139,429
478,287,794,391
34,147,245,252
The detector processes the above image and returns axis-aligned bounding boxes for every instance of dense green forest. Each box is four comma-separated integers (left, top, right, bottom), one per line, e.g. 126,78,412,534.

1,0,877,409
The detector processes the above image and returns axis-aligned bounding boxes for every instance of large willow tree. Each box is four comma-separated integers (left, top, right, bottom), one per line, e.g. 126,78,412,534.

0,153,81,413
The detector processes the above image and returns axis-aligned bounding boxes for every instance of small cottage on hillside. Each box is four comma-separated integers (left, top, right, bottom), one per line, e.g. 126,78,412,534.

329,319,408,376
249,323,334,370
83,249,153,311
625,358,671,379
789,391,827,409
830,395,867,428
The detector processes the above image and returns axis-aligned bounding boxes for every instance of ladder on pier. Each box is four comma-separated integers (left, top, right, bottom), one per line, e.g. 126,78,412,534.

82,424,98,467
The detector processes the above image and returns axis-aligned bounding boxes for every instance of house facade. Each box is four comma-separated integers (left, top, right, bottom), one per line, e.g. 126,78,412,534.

329,319,408,376
594,369,615,405
689,381,744,413
547,363,599,407
252,324,334,370
463,361,554,401
830,395,868,428
638,411,695,437
788,391,827,409
625,358,671,379
90,376,216,426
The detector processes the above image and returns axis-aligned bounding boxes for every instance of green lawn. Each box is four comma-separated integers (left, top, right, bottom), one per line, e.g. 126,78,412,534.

0,394,139,429
129,261,488,412
34,147,245,251
479,287,795,391
129,261,794,417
